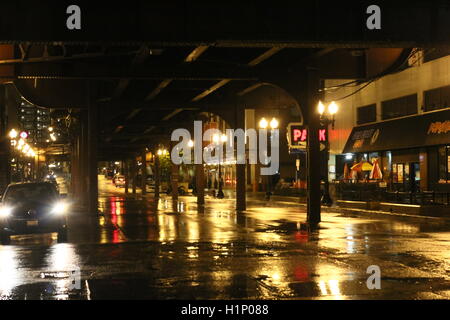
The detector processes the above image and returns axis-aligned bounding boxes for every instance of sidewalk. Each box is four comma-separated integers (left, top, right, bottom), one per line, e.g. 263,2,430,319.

199,190,450,221
266,193,450,221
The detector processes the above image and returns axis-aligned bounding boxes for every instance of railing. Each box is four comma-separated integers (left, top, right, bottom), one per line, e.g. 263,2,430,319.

335,183,450,205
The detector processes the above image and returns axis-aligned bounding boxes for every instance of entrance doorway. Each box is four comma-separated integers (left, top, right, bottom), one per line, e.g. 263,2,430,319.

392,162,420,192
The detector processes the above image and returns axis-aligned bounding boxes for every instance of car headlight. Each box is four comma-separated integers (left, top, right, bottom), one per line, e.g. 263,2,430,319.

0,206,12,218
51,202,68,215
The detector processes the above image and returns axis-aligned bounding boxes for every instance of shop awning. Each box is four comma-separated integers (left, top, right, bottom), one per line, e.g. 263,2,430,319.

343,109,450,154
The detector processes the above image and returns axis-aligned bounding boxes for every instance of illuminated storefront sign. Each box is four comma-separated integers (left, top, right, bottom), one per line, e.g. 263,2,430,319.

343,109,450,154
427,120,450,134
287,123,327,149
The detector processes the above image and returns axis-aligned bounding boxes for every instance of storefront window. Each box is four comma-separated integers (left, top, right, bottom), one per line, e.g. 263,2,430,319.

392,163,398,183
397,164,404,183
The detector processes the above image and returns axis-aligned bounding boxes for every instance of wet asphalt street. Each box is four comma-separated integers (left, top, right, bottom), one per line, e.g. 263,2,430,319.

1,176,450,300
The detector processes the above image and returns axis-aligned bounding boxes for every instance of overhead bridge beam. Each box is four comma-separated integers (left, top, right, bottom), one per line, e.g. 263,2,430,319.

14,61,260,81
15,71,257,81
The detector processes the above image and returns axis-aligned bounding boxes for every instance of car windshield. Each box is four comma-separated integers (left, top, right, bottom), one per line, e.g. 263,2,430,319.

3,184,57,203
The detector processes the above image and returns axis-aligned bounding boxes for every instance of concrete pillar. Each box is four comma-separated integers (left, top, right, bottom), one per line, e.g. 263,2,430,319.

87,97,98,215
154,154,160,198
124,159,129,194
131,157,137,194
80,110,89,208
245,109,257,192
70,139,77,196
72,128,81,199
0,85,11,191
305,66,322,226
171,162,179,201
253,163,261,192
141,150,147,195
196,163,205,205
235,103,246,211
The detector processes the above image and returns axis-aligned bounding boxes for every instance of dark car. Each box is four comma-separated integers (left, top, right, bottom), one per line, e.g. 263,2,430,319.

0,182,68,244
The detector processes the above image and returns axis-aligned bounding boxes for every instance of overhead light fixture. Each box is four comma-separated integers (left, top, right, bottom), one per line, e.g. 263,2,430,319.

328,101,339,115
259,118,268,129
318,101,326,115
270,118,279,129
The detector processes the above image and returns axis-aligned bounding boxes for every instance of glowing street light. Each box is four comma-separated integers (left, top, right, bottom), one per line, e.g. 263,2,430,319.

188,140,194,148
328,101,338,115
157,148,168,156
316,100,340,206
269,118,279,129
8,129,18,139
318,101,339,116
259,117,268,129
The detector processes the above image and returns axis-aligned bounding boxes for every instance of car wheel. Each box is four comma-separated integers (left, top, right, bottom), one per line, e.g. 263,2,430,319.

57,227,68,243
1,233,11,245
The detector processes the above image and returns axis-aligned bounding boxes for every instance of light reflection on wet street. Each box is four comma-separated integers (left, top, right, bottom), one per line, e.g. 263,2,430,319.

1,177,450,300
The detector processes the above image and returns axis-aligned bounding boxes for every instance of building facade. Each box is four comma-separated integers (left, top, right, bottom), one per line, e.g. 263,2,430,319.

325,51,450,202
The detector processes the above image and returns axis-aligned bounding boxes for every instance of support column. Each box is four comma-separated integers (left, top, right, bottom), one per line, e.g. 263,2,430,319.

196,163,205,205
305,65,322,226
71,127,81,200
87,96,98,215
70,140,77,196
0,85,10,191
80,110,89,208
171,161,179,201
235,102,246,211
131,157,137,194
124,159,129,194
154,154,160,198
141,150,147,195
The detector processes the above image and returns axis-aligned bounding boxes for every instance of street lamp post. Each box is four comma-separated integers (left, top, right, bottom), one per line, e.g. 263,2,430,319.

214,134,227,199
156,147,168,195
318,101,338,206
187,140,195,194
8,129,18,183
259,117,279,200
